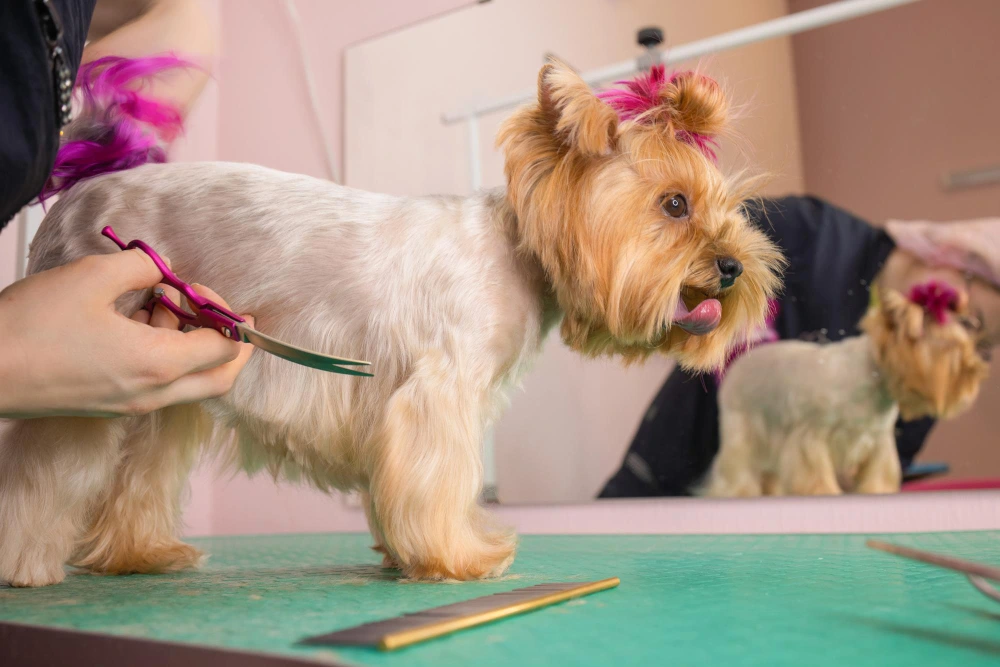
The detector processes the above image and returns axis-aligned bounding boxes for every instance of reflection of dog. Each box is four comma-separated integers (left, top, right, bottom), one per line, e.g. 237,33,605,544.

0,57,782,587
704,282,989,498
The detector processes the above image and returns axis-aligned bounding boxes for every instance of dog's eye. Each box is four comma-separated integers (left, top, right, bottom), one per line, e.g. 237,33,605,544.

660,194,688,219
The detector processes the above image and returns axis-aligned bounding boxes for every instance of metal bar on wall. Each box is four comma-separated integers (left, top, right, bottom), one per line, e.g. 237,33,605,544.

441,0,922,125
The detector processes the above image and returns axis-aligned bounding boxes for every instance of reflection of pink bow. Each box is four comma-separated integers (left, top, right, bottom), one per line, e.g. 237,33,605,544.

909,281,959,325
714,299,780,384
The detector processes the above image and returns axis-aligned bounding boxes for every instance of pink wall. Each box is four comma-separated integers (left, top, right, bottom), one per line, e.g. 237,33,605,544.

216,0,472,180
790,0,1000,222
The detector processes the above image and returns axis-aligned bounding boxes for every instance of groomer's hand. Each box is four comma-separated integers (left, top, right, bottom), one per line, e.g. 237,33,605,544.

0,250,255,418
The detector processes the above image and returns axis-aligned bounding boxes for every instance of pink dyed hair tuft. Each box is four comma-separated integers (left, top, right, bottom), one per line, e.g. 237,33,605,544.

38,55,192,204
596,64,720,161
909,280,960,325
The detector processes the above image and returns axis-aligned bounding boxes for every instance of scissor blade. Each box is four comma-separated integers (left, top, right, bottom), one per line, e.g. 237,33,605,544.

236,325,373,377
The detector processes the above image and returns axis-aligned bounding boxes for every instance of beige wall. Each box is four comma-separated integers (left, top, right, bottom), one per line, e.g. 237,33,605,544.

345,0,805,504
790,0,1000,479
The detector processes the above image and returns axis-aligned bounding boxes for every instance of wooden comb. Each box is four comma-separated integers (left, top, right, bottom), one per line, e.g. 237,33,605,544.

300,577,620,651
867,540,1000,604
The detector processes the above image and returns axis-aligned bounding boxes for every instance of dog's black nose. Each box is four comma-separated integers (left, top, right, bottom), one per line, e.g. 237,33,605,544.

717,257,743,288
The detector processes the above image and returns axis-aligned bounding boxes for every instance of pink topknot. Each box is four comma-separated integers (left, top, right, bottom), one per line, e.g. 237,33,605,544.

597,65,672,123
38,55,191,204
596,65,720,161
909,280,960,325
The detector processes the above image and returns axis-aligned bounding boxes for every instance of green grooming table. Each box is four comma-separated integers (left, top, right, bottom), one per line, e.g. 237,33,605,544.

2,532,1000,666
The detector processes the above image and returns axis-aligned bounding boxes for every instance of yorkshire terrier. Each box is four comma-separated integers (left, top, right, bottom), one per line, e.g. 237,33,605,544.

703,282,989,498
0,57,781,586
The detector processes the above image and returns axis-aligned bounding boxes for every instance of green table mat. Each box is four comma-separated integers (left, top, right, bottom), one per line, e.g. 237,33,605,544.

2,532,999,666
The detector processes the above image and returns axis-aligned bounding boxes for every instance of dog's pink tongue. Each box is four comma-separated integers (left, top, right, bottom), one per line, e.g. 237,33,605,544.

674,298,722,335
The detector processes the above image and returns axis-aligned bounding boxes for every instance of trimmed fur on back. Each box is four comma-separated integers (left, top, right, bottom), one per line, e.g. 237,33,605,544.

39,56,189,203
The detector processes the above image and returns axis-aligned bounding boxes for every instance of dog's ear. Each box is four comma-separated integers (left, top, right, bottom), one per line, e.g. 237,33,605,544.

537,60,618,155
877,288,925,339
662,71,729,140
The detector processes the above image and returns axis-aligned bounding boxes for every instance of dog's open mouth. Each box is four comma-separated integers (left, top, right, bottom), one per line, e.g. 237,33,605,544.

674,293,722,336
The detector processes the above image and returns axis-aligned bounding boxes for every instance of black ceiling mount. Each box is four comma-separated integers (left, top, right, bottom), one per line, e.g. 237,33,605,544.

637,27,664,49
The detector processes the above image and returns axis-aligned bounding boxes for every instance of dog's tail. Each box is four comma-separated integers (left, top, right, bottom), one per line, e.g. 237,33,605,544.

37,55,191,204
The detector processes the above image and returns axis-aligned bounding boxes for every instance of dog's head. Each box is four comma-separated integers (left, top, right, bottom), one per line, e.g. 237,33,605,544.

497,61,783,371
862,282,989,420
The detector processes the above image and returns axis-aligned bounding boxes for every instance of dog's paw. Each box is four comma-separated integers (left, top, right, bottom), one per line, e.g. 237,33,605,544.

402,532,517,581
371,544,400,570
484,548,516,579
3,559,67,588
75,541,204,575
140,542,205,574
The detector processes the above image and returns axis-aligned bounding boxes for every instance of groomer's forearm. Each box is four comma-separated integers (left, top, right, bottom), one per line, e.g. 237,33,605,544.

83,0,215,114
0,305,26,418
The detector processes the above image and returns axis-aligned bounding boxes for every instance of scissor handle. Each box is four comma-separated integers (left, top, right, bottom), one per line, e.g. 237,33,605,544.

102,226,245,341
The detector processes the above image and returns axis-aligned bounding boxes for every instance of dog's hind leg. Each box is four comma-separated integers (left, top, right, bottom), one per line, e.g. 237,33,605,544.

368,353,516,581
853,433,902,494
0,417,127,587
71,405,211,575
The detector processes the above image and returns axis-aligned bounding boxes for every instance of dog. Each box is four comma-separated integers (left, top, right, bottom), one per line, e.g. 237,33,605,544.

0,56,782,586
703,282,989,497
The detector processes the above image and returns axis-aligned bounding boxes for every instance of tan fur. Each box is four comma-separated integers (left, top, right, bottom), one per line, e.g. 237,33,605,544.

704,289,989,498
498,61,783,369
0,62,782,586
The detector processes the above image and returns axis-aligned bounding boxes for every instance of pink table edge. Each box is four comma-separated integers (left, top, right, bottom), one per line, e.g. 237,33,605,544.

196,490,1000,538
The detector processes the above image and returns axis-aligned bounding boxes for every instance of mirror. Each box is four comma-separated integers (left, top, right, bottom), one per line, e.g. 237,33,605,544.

345,0,1000,504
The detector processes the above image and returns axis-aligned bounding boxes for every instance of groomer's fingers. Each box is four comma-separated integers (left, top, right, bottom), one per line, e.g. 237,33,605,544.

149,283,183,330
131,308,151,324
154,326,243,377
88,248,165,300
136,318,256,411
189,283,226,305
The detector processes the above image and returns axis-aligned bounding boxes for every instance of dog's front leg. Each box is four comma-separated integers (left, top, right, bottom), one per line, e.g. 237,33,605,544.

366,353,516,581
777,430,843,496
361,491,398,569
853,432,902,494
703,411,765,497
0,417,126,587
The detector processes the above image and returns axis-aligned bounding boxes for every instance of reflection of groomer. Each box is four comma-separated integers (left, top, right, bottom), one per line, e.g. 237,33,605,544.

601,196,1000,497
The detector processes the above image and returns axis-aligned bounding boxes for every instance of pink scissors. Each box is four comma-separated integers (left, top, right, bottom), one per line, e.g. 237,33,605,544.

102,226,373,377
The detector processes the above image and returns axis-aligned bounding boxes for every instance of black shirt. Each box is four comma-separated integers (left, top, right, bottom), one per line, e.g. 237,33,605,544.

0,0,96,229
599,195,936,498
